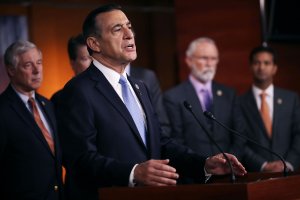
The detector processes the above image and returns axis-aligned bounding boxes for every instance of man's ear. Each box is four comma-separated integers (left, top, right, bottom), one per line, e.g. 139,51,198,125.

185,56,193,70
86,37,101,53
6,66,16,77
273,64,278,75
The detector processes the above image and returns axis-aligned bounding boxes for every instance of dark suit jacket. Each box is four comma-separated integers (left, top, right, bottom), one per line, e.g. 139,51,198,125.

0,85,63,200
163,80,245,159
50,89,62,112
57,64,206,200
239,87,300,171
130,66,171,136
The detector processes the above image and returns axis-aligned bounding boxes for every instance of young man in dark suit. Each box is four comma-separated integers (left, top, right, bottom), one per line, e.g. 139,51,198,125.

239,45,300,172
0,41,63,199
163,37,245,159
51,34,91,108
57,4,246,200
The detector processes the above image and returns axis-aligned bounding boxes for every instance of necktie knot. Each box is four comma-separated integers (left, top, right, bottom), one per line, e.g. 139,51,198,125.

28,97,35,105
260,92,267,99
119,75,127,85
28,97,37,113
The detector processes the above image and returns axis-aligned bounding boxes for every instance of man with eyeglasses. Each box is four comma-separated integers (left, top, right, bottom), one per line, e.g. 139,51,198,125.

164,37,245,177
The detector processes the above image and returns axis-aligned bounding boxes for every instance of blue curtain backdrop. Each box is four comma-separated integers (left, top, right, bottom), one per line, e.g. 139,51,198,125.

0,16,28,93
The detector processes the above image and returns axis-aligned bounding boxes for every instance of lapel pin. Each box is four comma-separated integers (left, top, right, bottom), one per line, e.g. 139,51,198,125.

277,98,282,105
135,84,142,96
216,90,223,96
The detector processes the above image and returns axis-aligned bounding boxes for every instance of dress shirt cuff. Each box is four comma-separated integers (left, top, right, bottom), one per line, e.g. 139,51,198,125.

204,158,212,183
285,161,294,172
260,161,267,171
129,164,138,187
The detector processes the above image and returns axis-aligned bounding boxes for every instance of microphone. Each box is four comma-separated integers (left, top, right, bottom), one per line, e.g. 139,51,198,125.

203,111,288,177
183,101,236,183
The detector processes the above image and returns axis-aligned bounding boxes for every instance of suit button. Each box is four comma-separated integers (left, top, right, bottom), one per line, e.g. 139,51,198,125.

54,185,59,191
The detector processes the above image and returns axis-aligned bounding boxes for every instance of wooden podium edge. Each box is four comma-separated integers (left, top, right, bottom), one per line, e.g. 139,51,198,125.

98,172,300,200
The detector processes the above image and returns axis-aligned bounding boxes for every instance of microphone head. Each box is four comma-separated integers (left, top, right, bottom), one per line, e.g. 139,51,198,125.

183,101,192,111
203,111,216,120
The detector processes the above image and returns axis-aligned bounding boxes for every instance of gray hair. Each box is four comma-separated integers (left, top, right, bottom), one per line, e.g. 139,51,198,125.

185,37,217,57
4,40,41,68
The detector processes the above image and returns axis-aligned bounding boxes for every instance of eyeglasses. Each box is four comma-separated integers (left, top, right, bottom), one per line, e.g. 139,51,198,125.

191,55,219,63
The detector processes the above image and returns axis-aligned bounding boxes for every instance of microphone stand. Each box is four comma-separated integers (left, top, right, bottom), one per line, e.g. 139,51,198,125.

183,101,236,183
203,111,288,177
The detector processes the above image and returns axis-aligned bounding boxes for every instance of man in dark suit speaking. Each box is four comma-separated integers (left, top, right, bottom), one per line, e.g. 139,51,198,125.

239,45,300,172
0,41,63,199
57,4,246,200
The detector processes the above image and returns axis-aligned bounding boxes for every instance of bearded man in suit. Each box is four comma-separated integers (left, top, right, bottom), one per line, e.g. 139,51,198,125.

164,37,245,160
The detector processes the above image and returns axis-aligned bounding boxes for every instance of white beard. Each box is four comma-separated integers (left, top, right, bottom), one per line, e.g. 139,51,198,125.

191,66,216,83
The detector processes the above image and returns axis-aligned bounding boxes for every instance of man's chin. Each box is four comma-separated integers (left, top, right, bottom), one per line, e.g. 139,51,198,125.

195,74,214,83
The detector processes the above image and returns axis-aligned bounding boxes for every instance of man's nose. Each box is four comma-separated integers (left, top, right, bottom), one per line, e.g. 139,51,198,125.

124,28,134,39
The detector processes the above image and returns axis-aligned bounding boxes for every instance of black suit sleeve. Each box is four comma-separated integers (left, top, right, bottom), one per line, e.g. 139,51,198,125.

285,93,300,169
163,92,186,145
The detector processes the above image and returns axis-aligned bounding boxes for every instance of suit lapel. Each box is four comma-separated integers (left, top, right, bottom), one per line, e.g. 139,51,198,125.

128,77,151,149
272,88,283,140
89,66,146,149
35,95,58,157
211,83,223,132
245,90,270,139
6,86,55,156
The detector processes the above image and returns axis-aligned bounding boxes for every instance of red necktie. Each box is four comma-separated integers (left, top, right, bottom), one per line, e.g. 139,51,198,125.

28,97,55,154
260,92,272,138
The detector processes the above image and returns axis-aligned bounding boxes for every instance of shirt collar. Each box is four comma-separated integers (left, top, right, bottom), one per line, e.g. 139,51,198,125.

252,84,274,98
189,74,212,92
11,84,36,105
92,59,128,87
125,64,131,75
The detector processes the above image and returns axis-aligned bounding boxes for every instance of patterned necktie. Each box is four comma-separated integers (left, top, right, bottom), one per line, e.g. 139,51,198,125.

260,92,272,137
201,88,212,111
119,75,147,146
28,97,55,154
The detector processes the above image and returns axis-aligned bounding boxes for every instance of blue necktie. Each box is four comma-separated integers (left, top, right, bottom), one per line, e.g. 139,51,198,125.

201,88,212,111
119,75,147,146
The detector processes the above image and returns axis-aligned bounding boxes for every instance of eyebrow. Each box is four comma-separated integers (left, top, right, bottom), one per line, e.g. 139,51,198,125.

111,21,131,29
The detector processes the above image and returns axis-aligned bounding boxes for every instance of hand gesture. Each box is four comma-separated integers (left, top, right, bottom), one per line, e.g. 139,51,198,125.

204,153,247,176
134,159,179,186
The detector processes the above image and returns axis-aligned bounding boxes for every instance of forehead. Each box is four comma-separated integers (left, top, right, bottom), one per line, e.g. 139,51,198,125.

96,10,129,29
193,42,218,56
18,48,40,61
253,52,273,60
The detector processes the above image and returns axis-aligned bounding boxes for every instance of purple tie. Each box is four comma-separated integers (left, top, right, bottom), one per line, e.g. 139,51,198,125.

201,89,212,111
